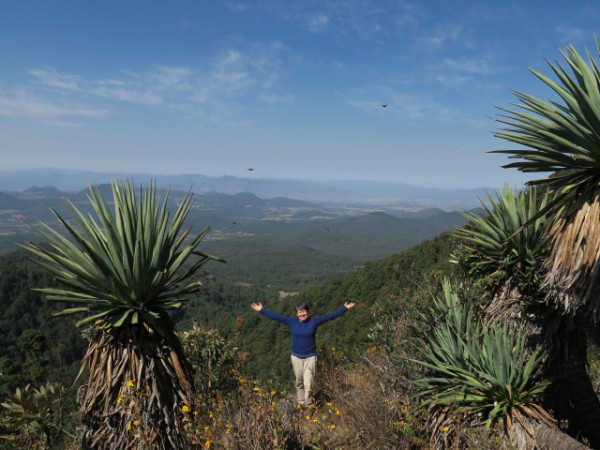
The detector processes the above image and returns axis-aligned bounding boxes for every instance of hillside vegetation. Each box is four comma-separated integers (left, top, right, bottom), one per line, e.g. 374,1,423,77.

0,218,460,449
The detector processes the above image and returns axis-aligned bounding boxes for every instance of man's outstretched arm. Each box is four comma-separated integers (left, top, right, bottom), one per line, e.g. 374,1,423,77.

250,302,292,324
314,302,356,324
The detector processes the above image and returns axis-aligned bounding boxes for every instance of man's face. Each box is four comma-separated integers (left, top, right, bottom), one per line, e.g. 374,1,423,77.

296,309,309,321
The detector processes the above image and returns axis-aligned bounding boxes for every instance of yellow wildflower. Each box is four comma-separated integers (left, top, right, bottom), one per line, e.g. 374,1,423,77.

181,404,191,413
441,426,450,432
204,439,213,449
328,424,336,430
253,386,260,392
127,379,136,387
116,395,126,404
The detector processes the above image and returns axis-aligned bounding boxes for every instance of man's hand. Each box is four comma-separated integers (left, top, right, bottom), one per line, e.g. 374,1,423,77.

344,302,356,309
251,303,263,312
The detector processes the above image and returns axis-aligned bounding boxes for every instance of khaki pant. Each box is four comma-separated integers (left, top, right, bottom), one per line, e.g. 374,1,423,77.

291,354,317,405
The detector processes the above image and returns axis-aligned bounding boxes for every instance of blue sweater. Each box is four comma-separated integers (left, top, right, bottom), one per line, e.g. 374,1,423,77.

260,306,349,358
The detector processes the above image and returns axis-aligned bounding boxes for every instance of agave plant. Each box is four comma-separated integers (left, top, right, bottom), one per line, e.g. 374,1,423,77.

413,279,555,448
493,40,600,447
451,185,557,331
452,184,555,298
24,180,223,449
494,40,600,322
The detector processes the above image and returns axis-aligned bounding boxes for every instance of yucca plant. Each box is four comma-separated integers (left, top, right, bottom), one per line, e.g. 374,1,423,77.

413,279,555,448
452,185,554,295
451,185,557,331
493,40,600,447
24,180,223,449
494,40,600,322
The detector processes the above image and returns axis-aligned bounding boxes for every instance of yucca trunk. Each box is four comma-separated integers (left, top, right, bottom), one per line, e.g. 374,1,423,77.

484,282,546,361
541,186,600,448
554,327,600,450
79,313,194,450
543,186,600,323
508,419,591,450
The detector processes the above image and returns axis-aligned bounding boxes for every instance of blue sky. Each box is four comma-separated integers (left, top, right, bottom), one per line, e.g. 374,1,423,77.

1,1,599,188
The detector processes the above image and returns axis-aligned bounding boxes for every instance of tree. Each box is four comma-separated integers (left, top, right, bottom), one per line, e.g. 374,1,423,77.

24,180,223,449
494,40,600,448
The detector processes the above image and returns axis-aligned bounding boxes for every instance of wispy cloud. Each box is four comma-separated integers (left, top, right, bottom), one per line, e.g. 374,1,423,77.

260,92,295,104
30,68,82,91
307,13,330,32
225,2,249,12
90,81,164,106
555,25,591,45
442,57,496,76
418,24,463,47
247,0,396,39
0,88,107,122
3,41,291,126
346,86,475,124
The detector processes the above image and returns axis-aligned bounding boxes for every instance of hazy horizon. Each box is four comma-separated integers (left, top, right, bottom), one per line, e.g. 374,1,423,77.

2,1,596,188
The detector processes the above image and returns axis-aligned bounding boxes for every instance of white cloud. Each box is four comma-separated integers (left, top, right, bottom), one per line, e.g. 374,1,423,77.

435,74,472,86
89,82,164,106
307,13,330,32
442,57,496,76
6,38,291,127
29,68,82,91
151,66,193,91
555,25,589,45
346,87,474,124
210,70,253,96
226,2,249,12
0,88,106,120
260,92,294,104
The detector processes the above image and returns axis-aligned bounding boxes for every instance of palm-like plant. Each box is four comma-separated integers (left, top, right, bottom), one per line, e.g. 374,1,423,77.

494,40,600,322
413,279,556,449
24,180,223,449
493,40,600,448
452,184,556,322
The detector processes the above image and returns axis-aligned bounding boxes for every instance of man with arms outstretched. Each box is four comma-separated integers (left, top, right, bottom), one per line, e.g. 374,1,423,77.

250,301,355,406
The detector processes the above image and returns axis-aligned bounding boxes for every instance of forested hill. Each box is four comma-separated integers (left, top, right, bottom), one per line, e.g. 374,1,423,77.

181,232,458,382
0,249,86,398
0,231,458,396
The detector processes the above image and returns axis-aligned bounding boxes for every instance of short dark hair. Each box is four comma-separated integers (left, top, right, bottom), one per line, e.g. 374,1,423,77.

295,303,310,311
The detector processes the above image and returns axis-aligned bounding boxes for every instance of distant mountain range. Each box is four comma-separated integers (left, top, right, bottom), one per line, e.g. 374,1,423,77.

0,168,490,210
0,182,470,260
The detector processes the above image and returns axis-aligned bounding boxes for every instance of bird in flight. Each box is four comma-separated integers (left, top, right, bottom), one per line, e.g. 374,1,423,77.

381,104,388,108
247,168,254,171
